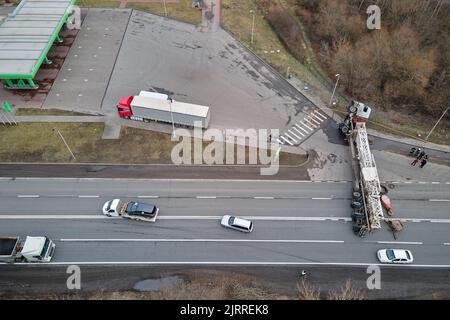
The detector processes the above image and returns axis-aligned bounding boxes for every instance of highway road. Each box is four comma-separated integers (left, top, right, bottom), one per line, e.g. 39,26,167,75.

0,178,449,266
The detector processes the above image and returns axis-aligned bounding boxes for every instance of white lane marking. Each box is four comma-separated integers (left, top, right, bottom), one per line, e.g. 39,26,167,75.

431,182,440,184
430,219,450,223
311,197,332,200
429,199,450,202
284,132,298,143
196,196,217,199
288,129,302,140
295,124,309,134
138,195,159,199
45,195,74,198
313,110,327,120
0,215,108,219
377,241,423,245
446,182,450,185
276,138,284,145
17,195,39,198
444,243,450,246
254,197,274,199
7,262,450,268
404,181,413,184
280,136,293,146
419,182,427,184
60,239,345,243
308,116,321,125
0,215,351,221
78,195,99,198
292,127,305,137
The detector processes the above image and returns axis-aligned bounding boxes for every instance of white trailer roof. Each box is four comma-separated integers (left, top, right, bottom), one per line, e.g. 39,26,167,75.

132,96,210,118
0,0,74,77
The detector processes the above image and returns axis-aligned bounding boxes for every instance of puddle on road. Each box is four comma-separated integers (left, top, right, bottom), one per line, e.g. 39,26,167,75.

133,276,183,292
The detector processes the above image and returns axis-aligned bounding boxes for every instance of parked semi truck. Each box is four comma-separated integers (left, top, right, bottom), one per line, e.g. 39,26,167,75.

116,92,210,129
0,236,56,263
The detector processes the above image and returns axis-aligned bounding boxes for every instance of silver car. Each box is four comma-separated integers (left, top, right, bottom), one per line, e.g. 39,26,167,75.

220,215,253,233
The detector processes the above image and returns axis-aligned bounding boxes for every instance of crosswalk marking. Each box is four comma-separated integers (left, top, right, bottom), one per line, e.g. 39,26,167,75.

277,108,329,146
308,116,321,125
302,121,314,131
280,136,293,146
292,127,305,137
295,124,309,134
284,132,298,143
311,113,325,122
303,118,316,128
313,110,327,121
288,129,302,140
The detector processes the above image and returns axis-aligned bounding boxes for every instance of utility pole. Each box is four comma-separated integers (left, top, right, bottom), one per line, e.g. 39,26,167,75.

329,73,340,120
250,10,255,44
163,0,167,16
169,98,176,138
53,128,76,160
425,107,449,141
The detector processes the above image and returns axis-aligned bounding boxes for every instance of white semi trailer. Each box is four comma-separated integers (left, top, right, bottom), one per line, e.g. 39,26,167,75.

116,92,210,129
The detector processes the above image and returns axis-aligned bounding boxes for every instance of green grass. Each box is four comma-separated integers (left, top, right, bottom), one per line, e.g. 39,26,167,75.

126,0,202,25
0,123,306,165
15,108,89,116
75,0,119,7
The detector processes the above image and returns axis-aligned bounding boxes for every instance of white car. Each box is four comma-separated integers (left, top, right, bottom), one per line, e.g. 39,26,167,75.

377,249,413,264
102,199,121,217
220,215,253,233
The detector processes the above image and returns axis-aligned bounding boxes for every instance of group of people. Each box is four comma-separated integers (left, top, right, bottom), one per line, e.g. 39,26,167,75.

410,148,428,168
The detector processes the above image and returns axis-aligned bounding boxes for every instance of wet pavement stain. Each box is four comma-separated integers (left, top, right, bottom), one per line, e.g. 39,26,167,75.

133,276,183,292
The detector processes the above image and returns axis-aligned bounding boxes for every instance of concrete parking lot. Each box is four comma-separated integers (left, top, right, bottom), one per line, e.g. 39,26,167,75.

42,8,315,134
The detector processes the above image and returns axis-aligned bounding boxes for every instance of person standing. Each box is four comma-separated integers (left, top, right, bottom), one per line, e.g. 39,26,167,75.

420,156,428,168
418,150,426,160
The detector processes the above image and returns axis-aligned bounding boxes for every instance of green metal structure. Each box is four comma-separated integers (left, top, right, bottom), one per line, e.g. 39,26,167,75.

0,0,75,89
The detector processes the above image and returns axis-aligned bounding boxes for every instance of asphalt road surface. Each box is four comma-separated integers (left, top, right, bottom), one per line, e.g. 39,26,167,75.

0,178,449,266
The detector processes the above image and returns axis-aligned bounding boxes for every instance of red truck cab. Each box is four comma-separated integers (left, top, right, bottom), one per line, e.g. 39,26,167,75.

116,96,134,118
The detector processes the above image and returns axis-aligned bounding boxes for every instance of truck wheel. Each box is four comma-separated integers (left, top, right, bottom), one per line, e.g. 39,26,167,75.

340,125,349,134
352,225,361,234
351,201,362,209
348,104,358,113
352,191,362,201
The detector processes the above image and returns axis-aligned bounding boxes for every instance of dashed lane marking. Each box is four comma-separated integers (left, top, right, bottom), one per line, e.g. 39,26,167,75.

377,241,423,245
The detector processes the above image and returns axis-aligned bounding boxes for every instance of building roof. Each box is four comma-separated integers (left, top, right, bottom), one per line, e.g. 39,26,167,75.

0,0,74,78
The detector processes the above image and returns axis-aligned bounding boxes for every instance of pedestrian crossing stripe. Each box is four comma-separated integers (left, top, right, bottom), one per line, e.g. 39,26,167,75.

308,115,321,125
292,127,305,136
288,129,302,140
277,108,329,146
